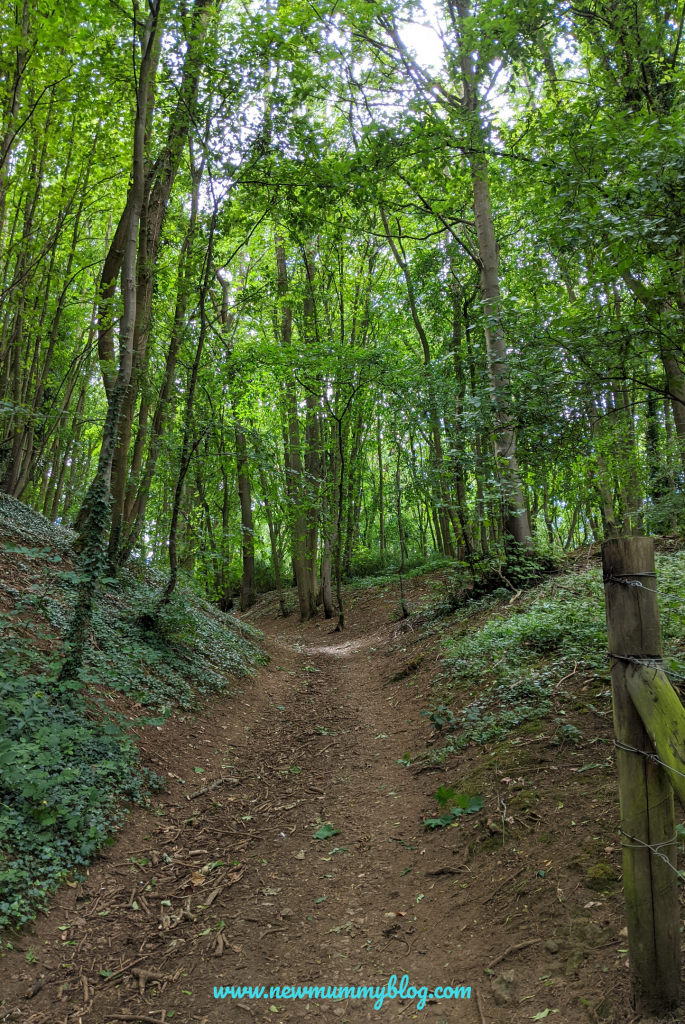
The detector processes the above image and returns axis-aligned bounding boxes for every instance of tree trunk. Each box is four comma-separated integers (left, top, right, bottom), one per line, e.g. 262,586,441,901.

377,417,385,560
259,465,287,617
60,3,162,680
588,402,620,539
453,3,531,545
469,161,531,546
276,235,316,620
108,0,213,562
161,210,215,606
236,424,256,611
118,167,200,564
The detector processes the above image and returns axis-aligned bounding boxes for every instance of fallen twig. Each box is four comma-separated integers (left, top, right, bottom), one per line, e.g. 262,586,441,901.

484,866,526,903
258,926,287,940
189,777,240,800
131,968,163,995
397,997,417,1016
25,976,46,999
100,954,149,985
487,938,541,970
554,661,578,691
104,1016,166,1024
476,988,487,1024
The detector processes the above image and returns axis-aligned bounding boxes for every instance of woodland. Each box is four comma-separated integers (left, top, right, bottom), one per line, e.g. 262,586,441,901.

5,4,685,1017
0,0,684,656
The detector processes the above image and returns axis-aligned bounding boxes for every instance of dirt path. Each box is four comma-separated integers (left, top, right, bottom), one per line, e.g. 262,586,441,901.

1,576,643,1024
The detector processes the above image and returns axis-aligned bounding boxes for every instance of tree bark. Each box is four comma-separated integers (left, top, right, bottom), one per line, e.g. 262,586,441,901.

259,465,288,617
59,4,162,680
108,0,214,561
161,213,215,606
276,235,316,620
469,160,531,546
235,424,256,611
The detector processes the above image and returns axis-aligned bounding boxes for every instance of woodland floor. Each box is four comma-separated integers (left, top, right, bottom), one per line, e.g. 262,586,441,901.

1,571,684,1024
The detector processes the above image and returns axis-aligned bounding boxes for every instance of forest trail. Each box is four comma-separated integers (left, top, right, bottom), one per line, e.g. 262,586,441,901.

1,573,639,1024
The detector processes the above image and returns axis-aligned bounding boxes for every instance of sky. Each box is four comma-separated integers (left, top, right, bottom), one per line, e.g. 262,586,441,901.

397,1,445,71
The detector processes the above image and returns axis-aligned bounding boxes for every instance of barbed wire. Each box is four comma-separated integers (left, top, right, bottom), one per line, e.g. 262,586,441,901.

603,572,659,594
608,654,685,684
619,829,685,881
613,739,685,780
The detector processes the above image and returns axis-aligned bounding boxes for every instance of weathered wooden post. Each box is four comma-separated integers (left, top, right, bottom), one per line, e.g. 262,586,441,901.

602,537,681,1014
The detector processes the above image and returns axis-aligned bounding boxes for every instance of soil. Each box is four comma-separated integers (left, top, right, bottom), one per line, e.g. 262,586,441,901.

1,572,684,1024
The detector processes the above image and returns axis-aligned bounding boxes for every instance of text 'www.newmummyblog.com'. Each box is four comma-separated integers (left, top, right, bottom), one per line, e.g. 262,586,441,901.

214,974,471,1010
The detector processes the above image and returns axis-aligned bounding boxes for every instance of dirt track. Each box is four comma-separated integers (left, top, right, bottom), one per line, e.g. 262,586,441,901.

0,575,663,1024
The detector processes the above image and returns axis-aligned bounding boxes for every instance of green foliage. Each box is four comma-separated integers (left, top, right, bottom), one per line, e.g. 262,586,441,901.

344,554,456,591
313,824,339,840
551,720,583,745
0,622,149,931
420,704,456,732
423,793,484,830
435,546,561,616
419,553,685,763
0,511,265,933
34,566,267,710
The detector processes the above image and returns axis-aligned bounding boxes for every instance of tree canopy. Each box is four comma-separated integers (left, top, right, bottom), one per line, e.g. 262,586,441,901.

2,0,684,654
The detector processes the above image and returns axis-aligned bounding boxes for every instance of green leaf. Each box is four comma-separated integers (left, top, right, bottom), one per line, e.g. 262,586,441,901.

313,824,339,840
194,767,205,774
434,785,457,807
315,896,327,904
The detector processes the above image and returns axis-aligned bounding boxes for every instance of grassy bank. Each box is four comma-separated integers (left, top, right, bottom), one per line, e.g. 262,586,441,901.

417,548,685,763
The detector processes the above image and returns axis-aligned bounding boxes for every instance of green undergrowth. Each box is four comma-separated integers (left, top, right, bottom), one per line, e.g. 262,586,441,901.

0,634,147,932
0,495,266,936
429,543,561,616
344,553,455,590
413,550,685,765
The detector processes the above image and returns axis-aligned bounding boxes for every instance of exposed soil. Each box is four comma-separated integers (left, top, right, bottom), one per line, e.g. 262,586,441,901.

2,572,684,1024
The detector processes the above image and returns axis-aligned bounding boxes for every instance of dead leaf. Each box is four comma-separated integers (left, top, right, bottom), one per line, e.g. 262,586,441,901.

191,871,207,887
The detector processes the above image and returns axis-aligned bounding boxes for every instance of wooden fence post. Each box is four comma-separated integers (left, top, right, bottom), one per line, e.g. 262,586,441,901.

602,536,681,1014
